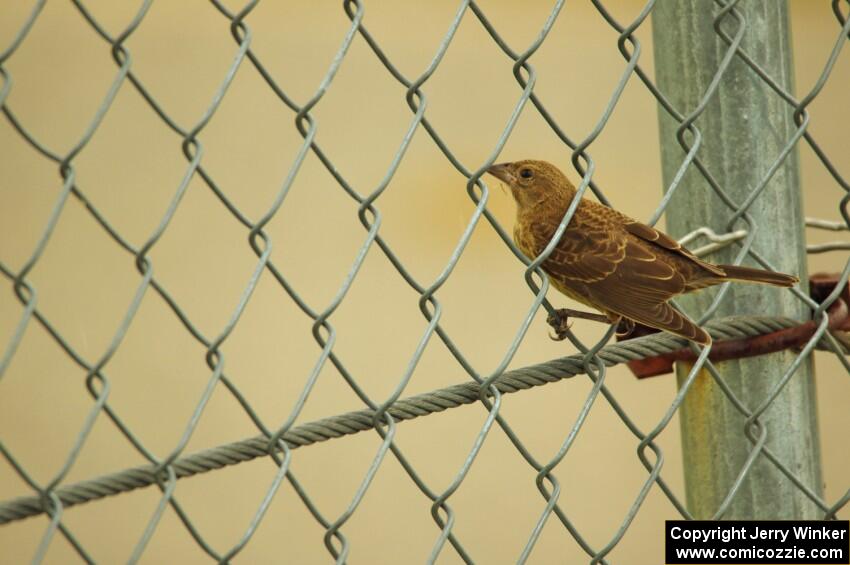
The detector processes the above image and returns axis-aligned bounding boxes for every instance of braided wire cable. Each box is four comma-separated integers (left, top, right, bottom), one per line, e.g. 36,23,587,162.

0,315,819,526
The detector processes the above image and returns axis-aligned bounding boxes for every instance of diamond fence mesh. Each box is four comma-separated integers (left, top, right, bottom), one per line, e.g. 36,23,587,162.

0,0,849,563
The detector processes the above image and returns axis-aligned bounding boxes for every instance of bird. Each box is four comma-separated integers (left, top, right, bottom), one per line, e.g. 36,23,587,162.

487,159,798,345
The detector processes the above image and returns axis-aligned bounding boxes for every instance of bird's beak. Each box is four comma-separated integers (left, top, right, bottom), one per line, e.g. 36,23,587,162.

486,163,515,185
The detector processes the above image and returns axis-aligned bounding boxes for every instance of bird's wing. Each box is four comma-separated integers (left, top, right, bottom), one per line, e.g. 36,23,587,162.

540,222,711,344
624,221,726,277
595,288,711,344
537,223,627,283
540,220,684,290
584,256,710,344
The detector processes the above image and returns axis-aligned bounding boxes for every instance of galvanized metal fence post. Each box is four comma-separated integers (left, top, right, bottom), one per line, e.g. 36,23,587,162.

652,0,822,519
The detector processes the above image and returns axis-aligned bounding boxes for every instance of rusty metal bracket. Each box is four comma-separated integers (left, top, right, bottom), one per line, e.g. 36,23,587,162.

619,273,850,378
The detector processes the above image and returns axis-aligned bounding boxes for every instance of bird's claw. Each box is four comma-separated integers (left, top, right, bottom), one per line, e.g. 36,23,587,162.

615,317,635,339
547,309,572,341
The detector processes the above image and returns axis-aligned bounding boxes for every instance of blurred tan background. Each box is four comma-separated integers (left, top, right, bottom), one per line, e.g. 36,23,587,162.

1,1,848,563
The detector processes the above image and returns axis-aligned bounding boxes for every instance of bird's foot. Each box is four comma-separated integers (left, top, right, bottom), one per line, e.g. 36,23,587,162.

547,308,611,341
615,317,635,339
547,309,573,341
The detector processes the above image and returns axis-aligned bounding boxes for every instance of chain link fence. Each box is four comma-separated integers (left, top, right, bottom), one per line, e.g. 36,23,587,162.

1,0,849,563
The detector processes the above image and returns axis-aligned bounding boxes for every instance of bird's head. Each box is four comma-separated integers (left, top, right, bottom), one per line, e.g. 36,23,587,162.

486,160,576,213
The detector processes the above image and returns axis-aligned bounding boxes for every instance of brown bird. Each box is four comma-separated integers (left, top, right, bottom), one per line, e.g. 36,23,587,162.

487,160,798,345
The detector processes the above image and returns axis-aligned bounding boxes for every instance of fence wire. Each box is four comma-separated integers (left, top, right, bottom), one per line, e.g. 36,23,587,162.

0,1,849,563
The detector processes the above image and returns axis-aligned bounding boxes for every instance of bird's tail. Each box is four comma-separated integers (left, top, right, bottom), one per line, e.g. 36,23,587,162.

718,265,798,287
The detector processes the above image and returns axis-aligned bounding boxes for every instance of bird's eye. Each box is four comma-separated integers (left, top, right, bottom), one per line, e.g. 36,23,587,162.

519,168,534,179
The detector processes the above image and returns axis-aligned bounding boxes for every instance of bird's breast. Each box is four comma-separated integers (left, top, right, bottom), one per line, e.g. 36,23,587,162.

513,220,602,311
512,222,537,260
